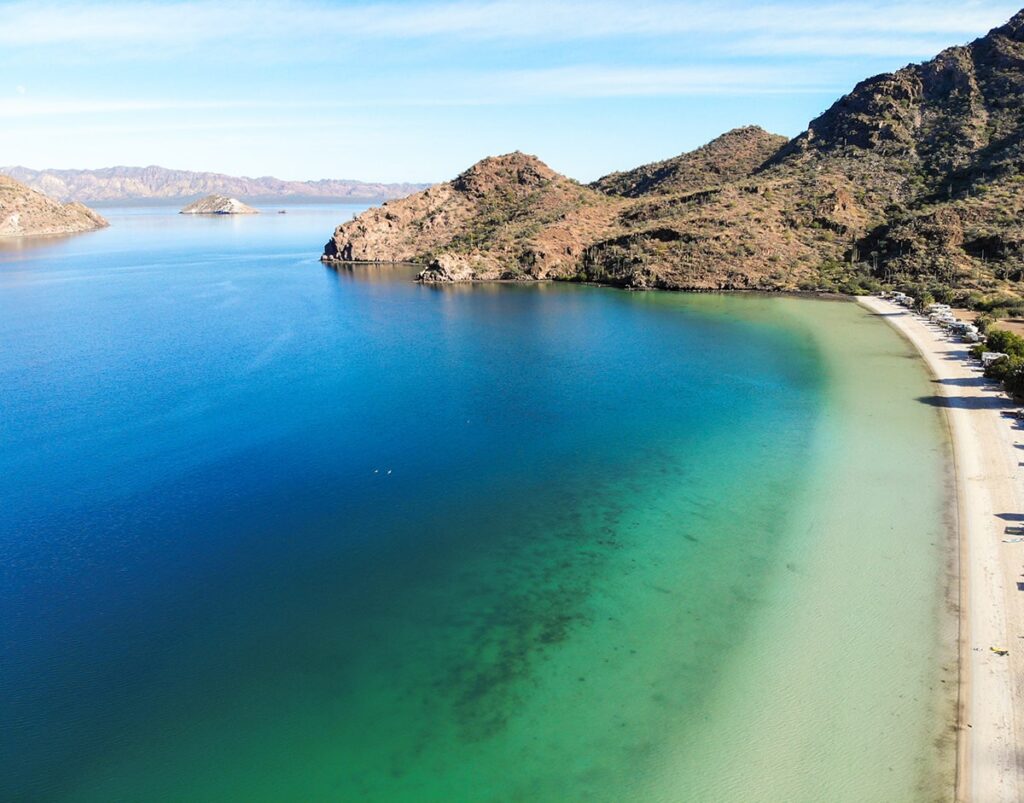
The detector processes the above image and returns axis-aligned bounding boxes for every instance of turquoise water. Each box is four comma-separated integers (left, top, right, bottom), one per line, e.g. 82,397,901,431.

0,206,952,800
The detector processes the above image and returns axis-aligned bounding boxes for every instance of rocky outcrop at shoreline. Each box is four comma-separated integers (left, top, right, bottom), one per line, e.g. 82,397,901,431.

323,9,1024,295
0,175,108,238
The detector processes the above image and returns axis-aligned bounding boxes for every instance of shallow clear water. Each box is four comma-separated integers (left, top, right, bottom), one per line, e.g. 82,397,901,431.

0,205,952,801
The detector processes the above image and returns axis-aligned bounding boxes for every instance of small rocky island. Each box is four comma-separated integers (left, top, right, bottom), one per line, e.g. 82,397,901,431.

180,195,258,215
0,175,108,237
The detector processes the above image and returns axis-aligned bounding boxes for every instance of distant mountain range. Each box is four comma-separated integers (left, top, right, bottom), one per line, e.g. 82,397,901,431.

0,165,428,203
325,8,1024,296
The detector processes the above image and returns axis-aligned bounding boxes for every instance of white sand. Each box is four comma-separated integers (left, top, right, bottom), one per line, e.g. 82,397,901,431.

859,296,1024,802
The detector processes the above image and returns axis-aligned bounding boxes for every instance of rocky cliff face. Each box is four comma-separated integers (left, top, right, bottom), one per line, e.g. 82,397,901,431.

778,10,1024,177
180,195,259,215
0,165,427,203
0,176,108,238
766,8,1024,281
324,8,1024,294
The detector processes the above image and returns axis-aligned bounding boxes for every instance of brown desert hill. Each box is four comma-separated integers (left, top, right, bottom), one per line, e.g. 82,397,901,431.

324,152,620,282
324,8,1024,294
591,126,788,198
0,175,108,238
323,147,874,290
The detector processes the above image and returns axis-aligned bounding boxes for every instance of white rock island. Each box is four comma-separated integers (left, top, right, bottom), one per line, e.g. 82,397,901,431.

180,195,259,215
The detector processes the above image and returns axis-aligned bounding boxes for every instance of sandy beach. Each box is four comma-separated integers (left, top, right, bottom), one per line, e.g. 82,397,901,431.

859,296,1024,802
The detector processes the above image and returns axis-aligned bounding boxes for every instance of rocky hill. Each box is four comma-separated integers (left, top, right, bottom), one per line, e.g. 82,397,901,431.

324,153,618,282
0,175,108,238
324,9,1024,295
180,195,259,215
591,126,788,198
0,165,428,203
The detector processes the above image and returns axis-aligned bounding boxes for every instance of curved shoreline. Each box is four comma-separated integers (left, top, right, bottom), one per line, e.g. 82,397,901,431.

858,296,1024,803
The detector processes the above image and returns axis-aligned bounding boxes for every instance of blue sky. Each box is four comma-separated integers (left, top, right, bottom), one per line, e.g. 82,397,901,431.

1,0,1020,182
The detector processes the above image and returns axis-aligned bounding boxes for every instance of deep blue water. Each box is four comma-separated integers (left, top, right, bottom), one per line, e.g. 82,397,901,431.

0,205,832,800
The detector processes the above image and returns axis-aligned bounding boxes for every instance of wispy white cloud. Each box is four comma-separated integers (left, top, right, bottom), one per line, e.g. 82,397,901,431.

1,118,376,137
731,35,960,58
486,65,840,98
327,1,1019,40
0,63,841,123
1,0,1017,48
0,98,257,118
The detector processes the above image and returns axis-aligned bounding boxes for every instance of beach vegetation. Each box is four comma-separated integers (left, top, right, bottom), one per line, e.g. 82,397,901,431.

983,353,1020,381
986,352,1024,398
974,328,1024,397
1003,361,1024,398
981,328,1024,358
